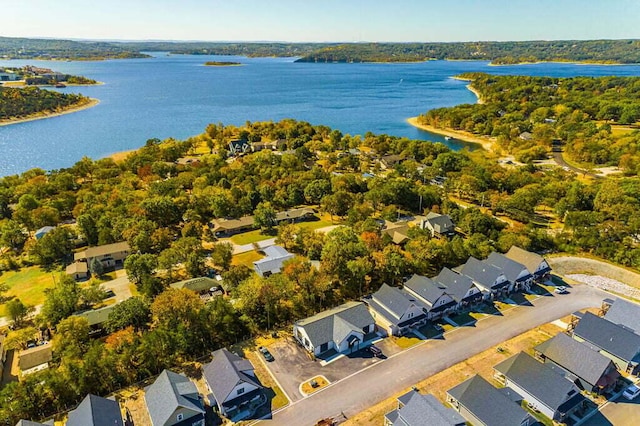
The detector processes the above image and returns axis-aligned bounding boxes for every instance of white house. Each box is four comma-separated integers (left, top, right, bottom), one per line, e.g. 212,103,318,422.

253,246,294,277
293,301,375,357
403,275,457,320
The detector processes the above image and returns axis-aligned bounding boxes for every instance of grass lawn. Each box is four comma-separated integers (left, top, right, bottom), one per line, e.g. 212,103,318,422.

418,324,443,339
232,250,263,268
522,402,554,426
297,217,341,232
228,229,274,245
0,266,60,317
301,375,329,395
479,303,501,315
449,312,476,326
392,333,422,349
508,293,529,305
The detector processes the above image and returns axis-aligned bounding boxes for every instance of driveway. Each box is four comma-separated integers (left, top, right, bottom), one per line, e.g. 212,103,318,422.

583,394,640,426
100,271,133,302
264,284,608,425
265,336,400,402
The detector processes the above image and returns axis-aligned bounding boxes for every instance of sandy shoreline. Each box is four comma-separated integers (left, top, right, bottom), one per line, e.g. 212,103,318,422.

0,98,100,127
407,117,495,152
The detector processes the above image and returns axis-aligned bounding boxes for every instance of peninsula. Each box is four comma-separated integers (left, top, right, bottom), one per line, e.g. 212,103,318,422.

0,86,98,126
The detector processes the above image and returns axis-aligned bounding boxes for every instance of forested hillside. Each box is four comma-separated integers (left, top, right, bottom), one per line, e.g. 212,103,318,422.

294,40,640,64
419,74,640,171
0,86,91,121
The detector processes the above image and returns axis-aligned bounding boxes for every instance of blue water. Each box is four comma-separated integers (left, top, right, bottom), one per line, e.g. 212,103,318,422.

1,53,640,176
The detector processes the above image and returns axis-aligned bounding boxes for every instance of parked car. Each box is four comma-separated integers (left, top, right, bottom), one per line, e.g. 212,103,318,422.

368,345,383,358
258,346,274,362
554,286,568,294
623,384,640,400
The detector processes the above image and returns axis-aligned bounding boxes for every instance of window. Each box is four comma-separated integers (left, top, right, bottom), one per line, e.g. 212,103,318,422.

237,387,245,395
176,413,184,421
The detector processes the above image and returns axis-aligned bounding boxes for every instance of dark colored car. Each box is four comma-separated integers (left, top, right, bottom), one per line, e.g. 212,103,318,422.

259,346,274,362
368,345,383,357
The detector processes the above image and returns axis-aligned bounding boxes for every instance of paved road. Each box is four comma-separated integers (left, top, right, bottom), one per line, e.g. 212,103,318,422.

266,285,608,426
552,151,599,179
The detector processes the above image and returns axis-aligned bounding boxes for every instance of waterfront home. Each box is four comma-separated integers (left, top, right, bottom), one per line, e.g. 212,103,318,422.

293,301,376,357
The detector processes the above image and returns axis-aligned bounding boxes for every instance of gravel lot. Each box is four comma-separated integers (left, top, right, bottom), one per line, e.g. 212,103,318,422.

566,274,640,300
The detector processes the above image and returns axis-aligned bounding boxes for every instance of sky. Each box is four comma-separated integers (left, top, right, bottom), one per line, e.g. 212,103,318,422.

3,0,639,43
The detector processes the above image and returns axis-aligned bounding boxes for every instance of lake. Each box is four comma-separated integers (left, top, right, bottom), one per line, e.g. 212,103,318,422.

1,53,640,176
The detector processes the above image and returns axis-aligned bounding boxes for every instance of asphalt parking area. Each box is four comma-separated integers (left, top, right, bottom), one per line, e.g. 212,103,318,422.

583,395,640,426
264,336,398,402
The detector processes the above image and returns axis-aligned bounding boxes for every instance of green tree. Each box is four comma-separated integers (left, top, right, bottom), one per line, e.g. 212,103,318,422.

106,297,151,332
41,275,80,326
253,202,277,232
89,257,105,277
211,242,233,270
124,253,158,284
6,298,33,327
31,226,74,266
53,316,90,359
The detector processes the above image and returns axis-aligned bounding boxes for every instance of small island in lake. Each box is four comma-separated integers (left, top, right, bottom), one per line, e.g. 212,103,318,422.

204,61,242,66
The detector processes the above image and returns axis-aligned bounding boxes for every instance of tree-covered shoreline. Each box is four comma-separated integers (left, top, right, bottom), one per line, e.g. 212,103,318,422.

2,36,640,64
0,86,93,122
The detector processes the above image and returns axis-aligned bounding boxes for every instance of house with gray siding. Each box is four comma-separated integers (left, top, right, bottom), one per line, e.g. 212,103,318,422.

534,333,620,394
486,252,533,292
384,389,466,426
421,212,456,238
363,283,427,336
433,268,483,309
455,257,510,299
493,352,586,422
403,275,457,320
203,349,265,422
293,301,376,357
446,375,533,426
504,246,551,281
144,370,205,426
603,297,640,333
572,311,640,374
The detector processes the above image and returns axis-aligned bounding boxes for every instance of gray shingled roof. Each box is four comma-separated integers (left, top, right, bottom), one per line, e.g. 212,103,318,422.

145,370,205,426
458,257,509,291
66,394,123,426
370,284,419,320
294,302,374,348
447,375,532,426
535,333,618,387
574,312,640,362
404,275,448,307
494,352,584,412
386,390,466,426
18,345,52,371
604,298,640,333
203,349,262,407
15,421,51,426
486,252,532,283
505,246,549,275
433,268,478,302
75,304,118,327
425,212,455,234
